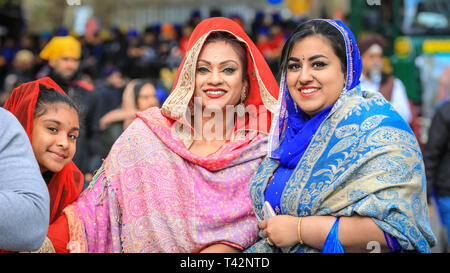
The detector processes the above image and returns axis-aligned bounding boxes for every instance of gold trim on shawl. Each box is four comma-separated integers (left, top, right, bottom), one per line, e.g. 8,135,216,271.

160,30,277,148
161,33,207,119
63,205,87,253
29,237,56,253
161,30,277,121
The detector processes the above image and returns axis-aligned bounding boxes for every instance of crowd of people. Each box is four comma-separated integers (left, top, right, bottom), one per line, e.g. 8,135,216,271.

0,11,302,182
0,8,446,254
0,11,300,98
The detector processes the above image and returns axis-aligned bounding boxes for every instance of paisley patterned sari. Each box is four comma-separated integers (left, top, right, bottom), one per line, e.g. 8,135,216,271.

246,19,436,253
61,17,279,252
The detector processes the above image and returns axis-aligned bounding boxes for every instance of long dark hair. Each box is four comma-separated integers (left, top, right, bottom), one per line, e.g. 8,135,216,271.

279,20,348,78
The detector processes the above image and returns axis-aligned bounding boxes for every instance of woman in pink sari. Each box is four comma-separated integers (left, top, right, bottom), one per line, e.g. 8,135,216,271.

58,17,279,253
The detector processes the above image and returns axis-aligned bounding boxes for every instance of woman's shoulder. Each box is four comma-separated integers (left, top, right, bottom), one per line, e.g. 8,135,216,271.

134,106,173,129
121,107,168,133
136,106,163,118
329,89,415,141
106,106,177,158
338,89,404,122
330,89,417,146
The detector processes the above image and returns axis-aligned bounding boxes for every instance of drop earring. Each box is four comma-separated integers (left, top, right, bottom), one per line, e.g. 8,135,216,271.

236,88,247,117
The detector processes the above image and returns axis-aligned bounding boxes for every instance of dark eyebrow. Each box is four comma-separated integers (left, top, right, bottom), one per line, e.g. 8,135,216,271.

309,54,328,61
43,119,80,132
44,119,61,125
288,54,328,62
197,59,239,65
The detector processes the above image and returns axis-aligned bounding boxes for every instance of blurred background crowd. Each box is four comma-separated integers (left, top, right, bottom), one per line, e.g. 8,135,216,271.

1,0,450,252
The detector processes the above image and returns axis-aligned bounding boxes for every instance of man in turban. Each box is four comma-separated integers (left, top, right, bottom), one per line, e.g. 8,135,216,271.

40,35,101,187
359,35,412,124
358,35,421,145
39,36,81,82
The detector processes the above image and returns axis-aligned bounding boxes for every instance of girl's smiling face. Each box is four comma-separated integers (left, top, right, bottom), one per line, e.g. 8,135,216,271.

32,102,79,173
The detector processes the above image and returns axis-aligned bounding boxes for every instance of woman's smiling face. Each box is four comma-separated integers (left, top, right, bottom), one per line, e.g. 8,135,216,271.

286,35,346,117
194,40,248,112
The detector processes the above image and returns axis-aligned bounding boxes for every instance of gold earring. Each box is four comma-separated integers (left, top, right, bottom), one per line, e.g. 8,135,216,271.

236,88,247,117
241,87,247,102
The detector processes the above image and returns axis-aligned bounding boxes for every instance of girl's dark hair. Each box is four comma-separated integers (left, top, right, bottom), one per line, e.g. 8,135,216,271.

279,20,347,78
35,84,82,120
203,31,249,84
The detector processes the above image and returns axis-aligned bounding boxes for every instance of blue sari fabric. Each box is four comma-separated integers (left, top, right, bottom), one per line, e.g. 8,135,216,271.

265,102,333,214
246,19,436,253
323,218,344,253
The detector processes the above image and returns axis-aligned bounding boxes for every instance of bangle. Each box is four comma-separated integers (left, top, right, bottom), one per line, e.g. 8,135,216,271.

297,217,304,245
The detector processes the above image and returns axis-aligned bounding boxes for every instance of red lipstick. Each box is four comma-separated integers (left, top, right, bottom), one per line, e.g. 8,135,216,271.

204,88,227,99
298,86,320,98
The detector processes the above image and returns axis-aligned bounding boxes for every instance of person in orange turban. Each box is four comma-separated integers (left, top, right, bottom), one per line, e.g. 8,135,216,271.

40,36,81,61
39,36,81,83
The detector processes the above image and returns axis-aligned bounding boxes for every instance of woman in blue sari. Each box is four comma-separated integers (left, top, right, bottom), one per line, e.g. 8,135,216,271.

245,19,436,253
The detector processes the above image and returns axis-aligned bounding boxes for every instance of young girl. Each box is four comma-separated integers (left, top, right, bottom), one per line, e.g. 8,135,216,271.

3,77,84,252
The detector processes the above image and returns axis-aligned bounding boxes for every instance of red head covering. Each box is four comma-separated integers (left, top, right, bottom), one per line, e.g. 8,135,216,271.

3,77,84,224
161,17,279,134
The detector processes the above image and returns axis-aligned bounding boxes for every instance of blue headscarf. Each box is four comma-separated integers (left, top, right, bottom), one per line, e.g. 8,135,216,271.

317,19,362,91
265,19,363,210
273,84,333,168
270,19,362,167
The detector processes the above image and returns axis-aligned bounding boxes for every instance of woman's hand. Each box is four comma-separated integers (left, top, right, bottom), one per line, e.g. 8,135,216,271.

260,215,390,252
259,215,299,248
